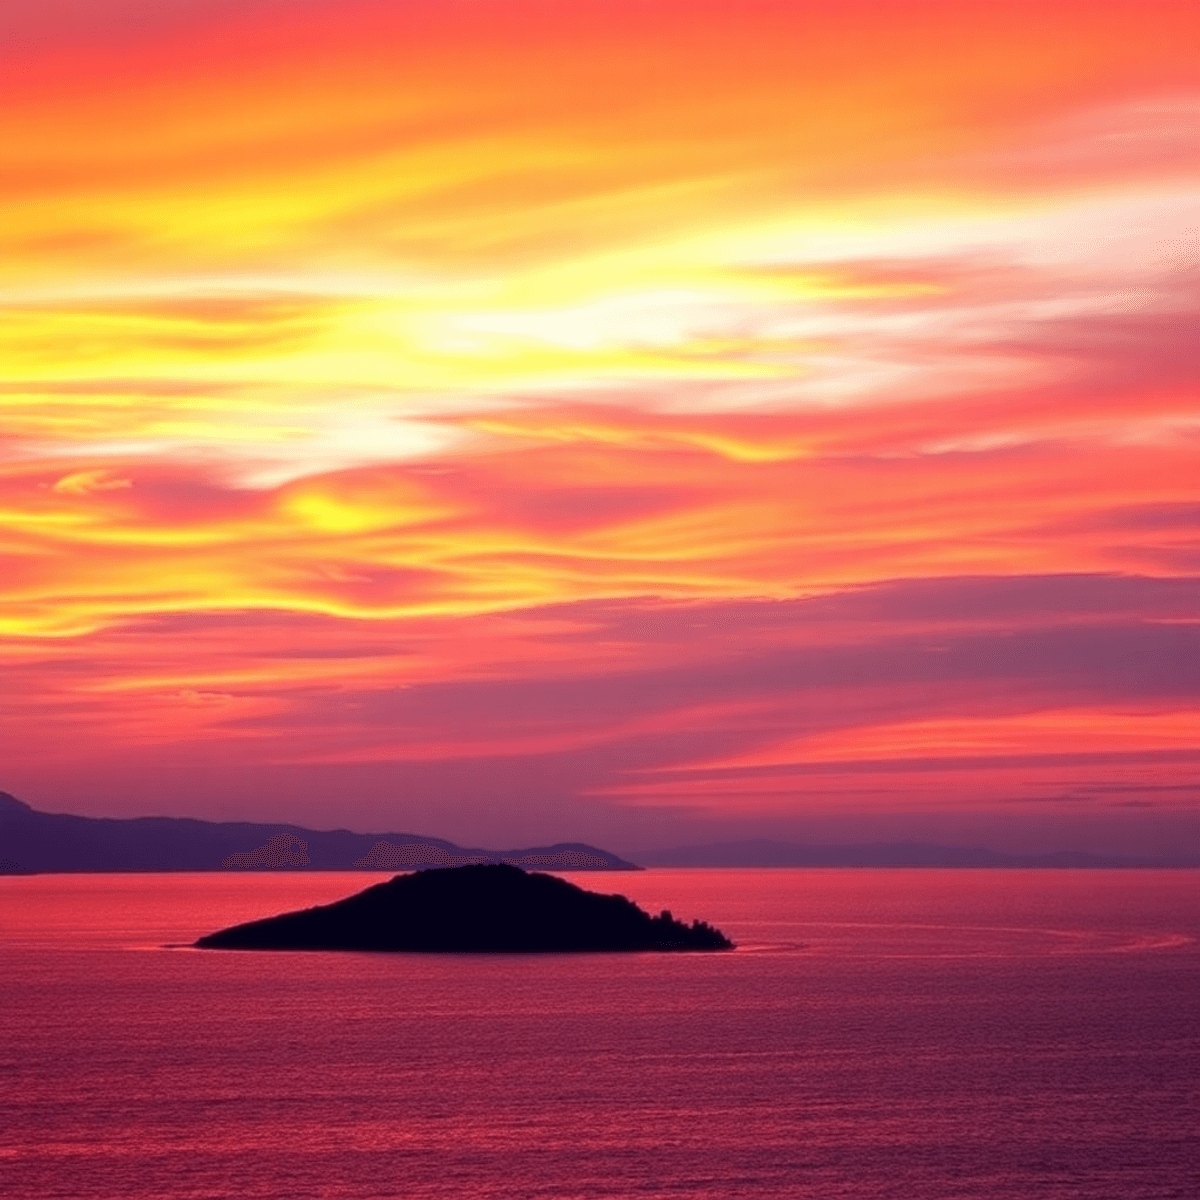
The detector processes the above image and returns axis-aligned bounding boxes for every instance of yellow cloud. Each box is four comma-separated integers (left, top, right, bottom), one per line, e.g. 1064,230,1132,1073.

51,469,133,496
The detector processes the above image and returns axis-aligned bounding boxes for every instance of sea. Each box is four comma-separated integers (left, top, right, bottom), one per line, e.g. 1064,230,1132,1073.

1,869,1197,1200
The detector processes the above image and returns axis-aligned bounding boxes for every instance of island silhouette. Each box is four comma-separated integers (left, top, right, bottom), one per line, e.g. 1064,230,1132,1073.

194,862,734,953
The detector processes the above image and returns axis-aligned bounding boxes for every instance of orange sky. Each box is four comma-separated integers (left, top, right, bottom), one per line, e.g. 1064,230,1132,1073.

2,0,1198,853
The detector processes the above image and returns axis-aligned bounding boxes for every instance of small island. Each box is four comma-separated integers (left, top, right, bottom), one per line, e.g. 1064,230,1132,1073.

194,862,734,952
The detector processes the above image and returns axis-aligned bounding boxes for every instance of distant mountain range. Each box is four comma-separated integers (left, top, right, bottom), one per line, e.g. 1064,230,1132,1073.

5,792,1194,874
633,838,1199,868
0,792,638,873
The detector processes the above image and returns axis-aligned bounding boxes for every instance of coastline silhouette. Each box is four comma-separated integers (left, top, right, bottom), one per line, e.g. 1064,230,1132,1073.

353,840,611,870
0,791,639,872
195,862,734,953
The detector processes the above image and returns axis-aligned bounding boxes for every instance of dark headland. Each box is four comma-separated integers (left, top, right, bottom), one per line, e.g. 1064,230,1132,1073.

0,791,638,873
194,862,734,953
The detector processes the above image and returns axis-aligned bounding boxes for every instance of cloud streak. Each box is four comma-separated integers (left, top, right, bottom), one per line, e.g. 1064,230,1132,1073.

1,1,1197,852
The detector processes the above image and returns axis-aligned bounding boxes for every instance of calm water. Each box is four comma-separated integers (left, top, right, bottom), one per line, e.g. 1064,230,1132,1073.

1,869,1197,1199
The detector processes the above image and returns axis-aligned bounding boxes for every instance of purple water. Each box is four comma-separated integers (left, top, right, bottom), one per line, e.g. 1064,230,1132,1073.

2,869,1197,1199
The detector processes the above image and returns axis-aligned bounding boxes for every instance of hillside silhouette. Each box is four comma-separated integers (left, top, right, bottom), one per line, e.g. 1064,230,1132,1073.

633,837,1199,868
0,791,637,872
195,863,734,953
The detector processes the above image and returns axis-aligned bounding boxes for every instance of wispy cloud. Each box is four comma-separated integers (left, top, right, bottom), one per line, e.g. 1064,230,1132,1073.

2,0,1197,848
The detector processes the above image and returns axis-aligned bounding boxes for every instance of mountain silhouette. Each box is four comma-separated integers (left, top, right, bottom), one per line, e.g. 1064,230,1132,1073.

0,791,638,872
195,862,734,953
633,837,1199,868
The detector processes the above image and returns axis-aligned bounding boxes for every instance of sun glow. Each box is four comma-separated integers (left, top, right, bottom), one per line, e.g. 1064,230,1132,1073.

2,0,1198,841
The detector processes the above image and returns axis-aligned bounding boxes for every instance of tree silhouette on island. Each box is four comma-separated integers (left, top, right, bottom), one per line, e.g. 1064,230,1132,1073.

195,862,733,953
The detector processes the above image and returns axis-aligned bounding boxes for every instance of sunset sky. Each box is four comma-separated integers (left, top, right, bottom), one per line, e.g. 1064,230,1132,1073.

2,0,1198,855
